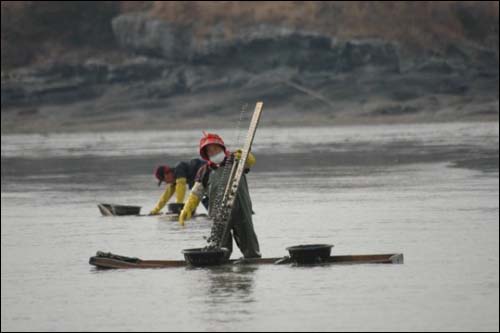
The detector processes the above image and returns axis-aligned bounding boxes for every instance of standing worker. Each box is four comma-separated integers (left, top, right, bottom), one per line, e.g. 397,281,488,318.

179,132,261,259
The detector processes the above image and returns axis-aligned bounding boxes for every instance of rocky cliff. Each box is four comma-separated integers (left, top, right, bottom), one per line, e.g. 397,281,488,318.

1,3,498,133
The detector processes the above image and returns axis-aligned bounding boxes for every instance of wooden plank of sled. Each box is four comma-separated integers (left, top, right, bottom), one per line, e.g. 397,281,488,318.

325,253,404,264
88,256,278,269
89,253,404,269
89,257,187,269
159,213,181,221
158,213,209,222
98,204,114,216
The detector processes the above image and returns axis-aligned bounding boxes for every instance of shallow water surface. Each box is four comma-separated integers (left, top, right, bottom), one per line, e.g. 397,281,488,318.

1,122,499,331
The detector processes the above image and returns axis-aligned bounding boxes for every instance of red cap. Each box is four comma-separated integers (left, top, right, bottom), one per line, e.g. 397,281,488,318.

199,131,226,161
154,165,173,186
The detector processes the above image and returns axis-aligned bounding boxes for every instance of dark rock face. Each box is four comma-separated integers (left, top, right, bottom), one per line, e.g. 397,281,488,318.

1,58,171,107
112,14,193,61
112,15,400,73
1,13,498,133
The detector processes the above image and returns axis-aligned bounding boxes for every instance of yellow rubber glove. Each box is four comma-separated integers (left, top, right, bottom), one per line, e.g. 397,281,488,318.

178,193,200,226
150,184,175,215
175,177,187,203
234,149,256,168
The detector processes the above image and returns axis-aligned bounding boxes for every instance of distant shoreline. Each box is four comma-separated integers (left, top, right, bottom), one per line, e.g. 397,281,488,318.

1,112,498,135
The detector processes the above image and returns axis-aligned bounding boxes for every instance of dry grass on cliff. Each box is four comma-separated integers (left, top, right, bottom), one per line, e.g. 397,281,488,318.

1,1,499,69
151,1,499,51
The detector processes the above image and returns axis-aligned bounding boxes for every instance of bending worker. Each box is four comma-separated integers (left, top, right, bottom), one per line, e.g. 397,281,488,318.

149,158,207,215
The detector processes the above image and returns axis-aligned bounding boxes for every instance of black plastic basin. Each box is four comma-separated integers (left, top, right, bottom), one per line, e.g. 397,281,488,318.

286,244,334,264
168,203,185,214
98,204,141,216
112,205,141,216
182,247,230,267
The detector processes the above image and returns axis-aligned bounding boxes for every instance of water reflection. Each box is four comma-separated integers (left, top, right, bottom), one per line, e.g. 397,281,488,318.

193,265,257,306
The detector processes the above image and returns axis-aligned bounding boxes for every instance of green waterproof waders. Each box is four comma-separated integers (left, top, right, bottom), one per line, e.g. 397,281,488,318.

208,168,261,259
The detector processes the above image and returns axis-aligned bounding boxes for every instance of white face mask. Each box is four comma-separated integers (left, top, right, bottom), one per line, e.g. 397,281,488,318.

210,151,225,164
